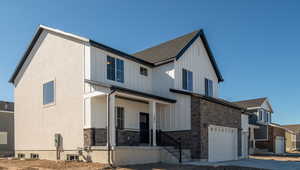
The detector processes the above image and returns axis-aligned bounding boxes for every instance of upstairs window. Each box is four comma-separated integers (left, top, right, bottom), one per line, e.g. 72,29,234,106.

107,56,124,83
265,111,269,123
107,56,115,81
205,78,213,97
182,69,193,91
140,67,148,76
43,81,55,105
116,107,124,129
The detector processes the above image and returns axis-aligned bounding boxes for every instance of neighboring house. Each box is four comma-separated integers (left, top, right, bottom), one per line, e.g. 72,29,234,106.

0,101,14,157
234,98,286,154
282,124,300,150
284,129,296,152
10,25,249,165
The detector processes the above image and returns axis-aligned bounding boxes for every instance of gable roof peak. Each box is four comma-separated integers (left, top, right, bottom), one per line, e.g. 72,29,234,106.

132,29,223,82
233,97,269,109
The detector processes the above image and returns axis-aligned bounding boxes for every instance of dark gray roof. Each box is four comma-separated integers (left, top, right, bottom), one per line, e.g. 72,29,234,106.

9,26,224,83
133,30,199,63
233,97,267,109
170,88,247,111
0,101,14,112
132,29,224,82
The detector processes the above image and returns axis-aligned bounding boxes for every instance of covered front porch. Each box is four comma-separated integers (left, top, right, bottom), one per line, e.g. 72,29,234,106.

83,81,177,148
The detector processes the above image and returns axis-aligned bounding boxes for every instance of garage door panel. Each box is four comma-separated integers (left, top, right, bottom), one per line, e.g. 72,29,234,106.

275,136,285,154
208,125,238,162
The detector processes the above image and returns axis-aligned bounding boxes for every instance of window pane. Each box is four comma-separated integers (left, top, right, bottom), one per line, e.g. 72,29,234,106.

140,67,148,76
188,71,193,91
116,107,124,129
205,79,213,97
116,59,124,83
43,81,54,105
182,69,187,90
107,56,115,81
209,80,213,97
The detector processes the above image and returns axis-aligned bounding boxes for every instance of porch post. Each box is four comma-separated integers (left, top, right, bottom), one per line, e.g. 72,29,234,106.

150,101,157,146
110,94,116,147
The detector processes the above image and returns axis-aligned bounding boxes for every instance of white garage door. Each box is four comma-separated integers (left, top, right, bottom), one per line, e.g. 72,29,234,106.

275,136,285,154
208,125,238,162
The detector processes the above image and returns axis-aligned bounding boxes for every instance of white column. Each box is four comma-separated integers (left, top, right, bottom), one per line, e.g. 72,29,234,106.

150,101,157,146
110,94,116,147
84,98,92,128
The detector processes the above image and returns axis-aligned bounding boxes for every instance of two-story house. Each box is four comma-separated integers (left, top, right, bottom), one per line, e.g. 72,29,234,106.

10,25,249,165
234,97,286,154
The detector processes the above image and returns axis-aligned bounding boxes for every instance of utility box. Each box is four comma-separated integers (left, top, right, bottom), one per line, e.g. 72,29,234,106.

54,133,61,148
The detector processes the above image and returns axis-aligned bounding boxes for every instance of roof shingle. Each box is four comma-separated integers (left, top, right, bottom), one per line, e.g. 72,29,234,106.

132,30,200,63
233,97,267,108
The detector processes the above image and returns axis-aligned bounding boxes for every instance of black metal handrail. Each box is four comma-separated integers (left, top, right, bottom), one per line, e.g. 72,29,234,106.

156,130,182,163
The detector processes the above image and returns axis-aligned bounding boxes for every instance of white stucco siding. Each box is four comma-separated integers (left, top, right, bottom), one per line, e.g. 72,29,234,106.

14,30,85,150
174,37,219,97
157,94,191,131
89,47,153,93
152,62,175,98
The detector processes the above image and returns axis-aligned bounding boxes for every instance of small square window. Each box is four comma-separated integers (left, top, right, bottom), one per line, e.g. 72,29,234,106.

43,81,55,105
140,67,148,76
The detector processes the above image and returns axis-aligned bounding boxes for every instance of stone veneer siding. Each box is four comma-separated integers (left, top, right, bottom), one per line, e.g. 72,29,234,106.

165,96,243,160
256,125,285,152
116,130,140,146
84,128,107,146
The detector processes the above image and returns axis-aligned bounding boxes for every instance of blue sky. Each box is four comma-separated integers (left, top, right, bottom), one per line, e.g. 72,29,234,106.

1,0,299,124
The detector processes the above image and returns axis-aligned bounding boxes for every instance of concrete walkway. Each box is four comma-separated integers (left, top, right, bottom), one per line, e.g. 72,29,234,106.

185,158,300,170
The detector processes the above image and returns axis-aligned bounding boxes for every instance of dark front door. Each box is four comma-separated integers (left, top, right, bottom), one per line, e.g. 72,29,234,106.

140,112,149,144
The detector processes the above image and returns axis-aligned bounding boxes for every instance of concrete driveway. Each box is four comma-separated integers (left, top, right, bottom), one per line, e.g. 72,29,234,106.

185,156,300,170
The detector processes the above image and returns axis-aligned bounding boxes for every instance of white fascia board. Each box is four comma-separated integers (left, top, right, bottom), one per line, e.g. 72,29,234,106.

39,25,89,43
84,91,107,99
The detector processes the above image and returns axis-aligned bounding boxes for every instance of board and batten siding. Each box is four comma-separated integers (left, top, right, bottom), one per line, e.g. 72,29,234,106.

157,94,191,131
89,47,153,93
174,37,219,97
152,62,175,98
14,30,86,150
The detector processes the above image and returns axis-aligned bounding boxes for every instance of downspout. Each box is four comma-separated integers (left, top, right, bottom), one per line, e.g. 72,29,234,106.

107,89,116,167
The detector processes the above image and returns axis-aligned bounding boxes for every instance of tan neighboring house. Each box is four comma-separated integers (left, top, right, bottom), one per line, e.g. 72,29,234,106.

0,101,14,157
282,124,300,150
9,25,249,165
284,129,296,152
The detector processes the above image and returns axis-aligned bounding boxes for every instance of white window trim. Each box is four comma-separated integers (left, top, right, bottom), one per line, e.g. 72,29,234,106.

43,79,56,108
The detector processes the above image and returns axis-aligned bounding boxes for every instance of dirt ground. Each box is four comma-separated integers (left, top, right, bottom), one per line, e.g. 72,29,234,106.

251,155,300,162
0,159,263,170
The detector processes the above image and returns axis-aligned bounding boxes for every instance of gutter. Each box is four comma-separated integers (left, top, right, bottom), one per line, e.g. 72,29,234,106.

107,89,116,167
